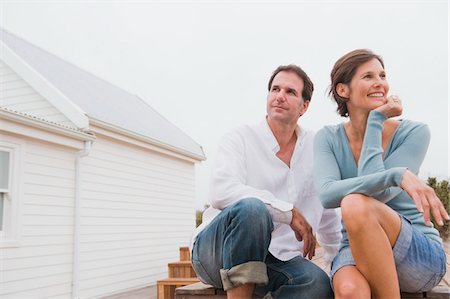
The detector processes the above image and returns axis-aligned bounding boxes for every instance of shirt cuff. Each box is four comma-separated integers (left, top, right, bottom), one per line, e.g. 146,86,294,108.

268,206,293,224
269,200,293,212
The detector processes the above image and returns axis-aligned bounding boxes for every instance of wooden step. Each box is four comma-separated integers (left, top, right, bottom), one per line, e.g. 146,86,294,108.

174,282,450,299
400,286,450,298
175,282,226,299
175,282,262,299
168,261,196,278
157,277,199,299
179,246,190,261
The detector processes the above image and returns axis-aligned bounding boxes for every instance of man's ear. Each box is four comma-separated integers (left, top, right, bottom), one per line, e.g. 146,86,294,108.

300,100,310,116
336,83,349,98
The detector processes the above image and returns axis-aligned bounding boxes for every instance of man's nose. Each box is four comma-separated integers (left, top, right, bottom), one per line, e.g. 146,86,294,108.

276,91,286,102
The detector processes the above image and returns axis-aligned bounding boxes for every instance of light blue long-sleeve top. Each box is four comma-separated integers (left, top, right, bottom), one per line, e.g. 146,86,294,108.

314,110,441,249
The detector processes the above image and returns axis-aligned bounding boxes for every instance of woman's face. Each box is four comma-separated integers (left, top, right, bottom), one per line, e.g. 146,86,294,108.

345,58,389,113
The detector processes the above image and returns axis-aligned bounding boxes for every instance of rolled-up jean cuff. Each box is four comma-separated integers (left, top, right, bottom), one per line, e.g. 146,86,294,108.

220,261,268,291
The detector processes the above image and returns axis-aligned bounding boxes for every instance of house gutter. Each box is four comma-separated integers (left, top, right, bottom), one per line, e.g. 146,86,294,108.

0,107,95,142
72,140,92,299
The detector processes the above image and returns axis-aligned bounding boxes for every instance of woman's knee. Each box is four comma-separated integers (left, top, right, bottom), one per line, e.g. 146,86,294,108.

333,267,371,299
341,194,374,229
334,280,369,299
341,194,401,241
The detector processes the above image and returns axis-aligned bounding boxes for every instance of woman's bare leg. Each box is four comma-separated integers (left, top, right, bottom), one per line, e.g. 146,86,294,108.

333,266,371,299
341,194,401,299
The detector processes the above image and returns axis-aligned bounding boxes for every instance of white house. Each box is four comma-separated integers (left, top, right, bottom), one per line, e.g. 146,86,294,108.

0,29,205,299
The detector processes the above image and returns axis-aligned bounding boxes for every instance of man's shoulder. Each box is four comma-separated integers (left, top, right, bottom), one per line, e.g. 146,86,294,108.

225,122,262,138
300,126,317,137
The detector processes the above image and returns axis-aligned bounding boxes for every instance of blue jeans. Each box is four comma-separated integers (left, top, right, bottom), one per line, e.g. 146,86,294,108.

192,198,334,299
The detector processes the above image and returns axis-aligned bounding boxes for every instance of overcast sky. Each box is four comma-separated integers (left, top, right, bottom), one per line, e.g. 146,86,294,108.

2,1,448,208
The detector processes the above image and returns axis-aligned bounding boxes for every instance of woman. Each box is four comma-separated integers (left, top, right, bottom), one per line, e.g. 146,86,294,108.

314,49,449,298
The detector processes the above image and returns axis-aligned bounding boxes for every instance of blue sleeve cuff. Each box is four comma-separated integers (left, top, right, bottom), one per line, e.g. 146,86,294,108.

369,109,388,122
391,167,407,186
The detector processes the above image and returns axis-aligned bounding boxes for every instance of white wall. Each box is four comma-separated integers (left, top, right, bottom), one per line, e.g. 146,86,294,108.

0,60,75,128
1,59,199,298
78,135,197,298
0,132,77,299
0,129,199,299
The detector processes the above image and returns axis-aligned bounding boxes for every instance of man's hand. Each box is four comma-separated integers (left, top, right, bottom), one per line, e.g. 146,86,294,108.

401,170,450,226
290,207,316,260
375,95,403,118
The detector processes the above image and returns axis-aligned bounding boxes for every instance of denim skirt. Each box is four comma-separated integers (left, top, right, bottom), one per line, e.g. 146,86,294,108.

330,216,447,292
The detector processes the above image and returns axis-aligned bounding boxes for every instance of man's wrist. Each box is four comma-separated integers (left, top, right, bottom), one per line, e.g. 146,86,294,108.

269,208,293,224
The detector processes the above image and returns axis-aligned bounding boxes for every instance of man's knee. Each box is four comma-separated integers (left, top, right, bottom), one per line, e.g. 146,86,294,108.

310,269,333,296
222,198,273,256
233,197,268,213
230,198,272,227
290,265,333,297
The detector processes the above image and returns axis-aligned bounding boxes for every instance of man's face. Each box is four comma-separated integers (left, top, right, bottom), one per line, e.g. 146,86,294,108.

266,71,309,125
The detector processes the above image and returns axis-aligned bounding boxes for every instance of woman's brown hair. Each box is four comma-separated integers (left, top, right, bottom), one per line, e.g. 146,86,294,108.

329,49,384,117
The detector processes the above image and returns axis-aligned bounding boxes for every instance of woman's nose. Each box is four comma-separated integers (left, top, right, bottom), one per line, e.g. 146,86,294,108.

374,75,387,86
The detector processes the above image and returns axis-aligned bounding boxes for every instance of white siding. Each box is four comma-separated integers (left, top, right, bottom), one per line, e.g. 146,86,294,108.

78,136,196,298
0,134,76,299
0,60,76,128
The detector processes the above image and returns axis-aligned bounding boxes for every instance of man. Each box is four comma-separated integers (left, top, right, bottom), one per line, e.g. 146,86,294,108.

190,65,341,299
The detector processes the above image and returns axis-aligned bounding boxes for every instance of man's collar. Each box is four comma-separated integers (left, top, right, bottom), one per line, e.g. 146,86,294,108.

260,117,305,152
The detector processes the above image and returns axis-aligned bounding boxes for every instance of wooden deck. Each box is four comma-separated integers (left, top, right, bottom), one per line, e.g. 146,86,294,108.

102,240,450,299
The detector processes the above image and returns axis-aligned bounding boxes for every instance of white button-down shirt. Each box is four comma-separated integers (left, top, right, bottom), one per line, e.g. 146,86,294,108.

191,119,341,265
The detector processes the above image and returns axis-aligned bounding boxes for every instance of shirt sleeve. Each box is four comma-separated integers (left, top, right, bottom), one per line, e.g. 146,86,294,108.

316,208,342,267
358,110,430,203
209,130,293,224
313,128,406,209
357,110,402,202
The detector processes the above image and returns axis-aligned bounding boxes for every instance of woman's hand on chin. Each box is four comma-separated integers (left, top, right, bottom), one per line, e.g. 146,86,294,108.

376,95,403,118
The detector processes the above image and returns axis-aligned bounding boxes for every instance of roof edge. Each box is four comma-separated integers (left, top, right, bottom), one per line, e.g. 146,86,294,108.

0,39,89,130
89,117,206,162
0,107,96,142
